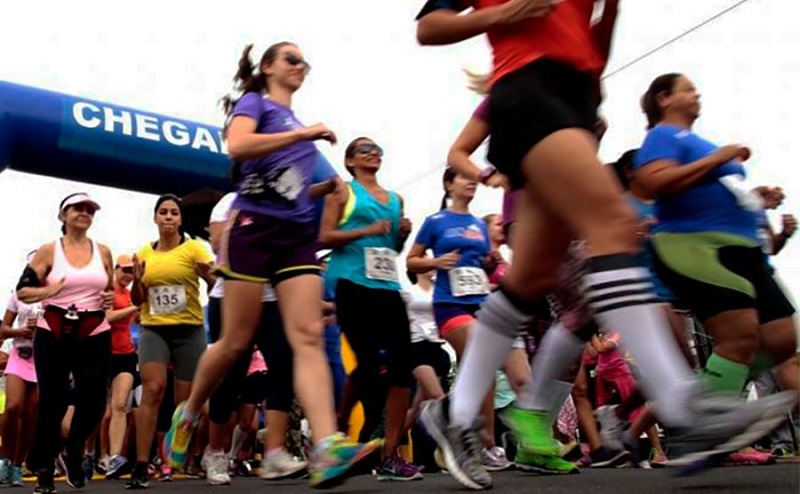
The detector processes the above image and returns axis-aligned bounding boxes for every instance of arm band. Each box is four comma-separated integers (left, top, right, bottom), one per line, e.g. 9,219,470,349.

16,265,40,291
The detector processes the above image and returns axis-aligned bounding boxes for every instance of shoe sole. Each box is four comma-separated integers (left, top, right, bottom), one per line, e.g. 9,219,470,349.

260,463,308,480
514,462,579,475
376,472,424,481
420,402,489,490
668,393,795,475
590,450,632,468
207,477,232,486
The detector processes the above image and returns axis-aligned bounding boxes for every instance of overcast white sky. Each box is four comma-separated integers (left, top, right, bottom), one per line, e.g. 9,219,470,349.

0,0,798,304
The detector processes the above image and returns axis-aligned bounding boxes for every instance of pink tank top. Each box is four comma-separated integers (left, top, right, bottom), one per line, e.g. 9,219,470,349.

38,238,111,335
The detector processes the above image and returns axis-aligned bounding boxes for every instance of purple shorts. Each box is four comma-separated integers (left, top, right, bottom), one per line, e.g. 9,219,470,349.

218,210,321,285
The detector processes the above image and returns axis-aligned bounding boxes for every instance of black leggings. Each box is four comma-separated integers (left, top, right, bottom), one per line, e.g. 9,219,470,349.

28,330,111,472
207,297,294,424
335,280,413,442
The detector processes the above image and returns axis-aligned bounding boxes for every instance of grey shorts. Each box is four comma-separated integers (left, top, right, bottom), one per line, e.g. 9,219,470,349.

138,325,206,382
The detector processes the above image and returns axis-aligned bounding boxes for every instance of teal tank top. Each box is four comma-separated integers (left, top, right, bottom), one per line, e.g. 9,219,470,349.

325,181,402,292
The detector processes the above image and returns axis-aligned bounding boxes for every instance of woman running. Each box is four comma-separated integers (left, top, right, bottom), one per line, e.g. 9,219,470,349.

0,252,40,487
163,42,378,489
634,73,799,463
320,136,420,481
415,1,791,488
17,193,114,494
99,255,139,478
200,192,306,486
126,194,214,489
407,167,513,471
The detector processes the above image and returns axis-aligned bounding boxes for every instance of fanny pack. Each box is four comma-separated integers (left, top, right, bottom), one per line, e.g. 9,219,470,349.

43,305,105,341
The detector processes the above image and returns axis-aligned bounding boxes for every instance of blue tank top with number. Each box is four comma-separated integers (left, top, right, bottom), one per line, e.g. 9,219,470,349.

325,181,402,292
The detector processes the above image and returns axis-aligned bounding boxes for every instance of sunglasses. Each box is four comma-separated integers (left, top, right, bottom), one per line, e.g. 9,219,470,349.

283,53,311,74
118,266,134,274
353,143,384,157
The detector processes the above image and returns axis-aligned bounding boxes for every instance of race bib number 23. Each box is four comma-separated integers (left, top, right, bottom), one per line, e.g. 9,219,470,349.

365,248,399,282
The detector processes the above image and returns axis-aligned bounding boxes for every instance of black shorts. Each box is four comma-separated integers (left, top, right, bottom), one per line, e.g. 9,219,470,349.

240,371,268,405
110,352,138,381
410,341,447,374
488,58,600,189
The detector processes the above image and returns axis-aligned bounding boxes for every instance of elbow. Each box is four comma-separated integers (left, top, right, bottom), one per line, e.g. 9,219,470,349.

226,140,248,162
318,231,339,248
16,290,34,304
416,22,446,46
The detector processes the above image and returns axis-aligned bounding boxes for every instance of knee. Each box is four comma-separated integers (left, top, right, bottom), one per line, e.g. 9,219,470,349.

141,380,166,405
4,398,23,418
292,320,325,350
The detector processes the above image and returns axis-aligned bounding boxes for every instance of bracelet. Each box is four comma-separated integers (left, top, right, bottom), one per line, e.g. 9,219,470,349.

478,166,497,185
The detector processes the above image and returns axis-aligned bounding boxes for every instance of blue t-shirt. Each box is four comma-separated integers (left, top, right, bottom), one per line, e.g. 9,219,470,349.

414,210,491,305
633,125,759,242
323,286,342,364
627,195,677,302
231,93,317,223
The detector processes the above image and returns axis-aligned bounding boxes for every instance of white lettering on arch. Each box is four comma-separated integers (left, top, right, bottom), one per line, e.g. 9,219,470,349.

72,102,102,129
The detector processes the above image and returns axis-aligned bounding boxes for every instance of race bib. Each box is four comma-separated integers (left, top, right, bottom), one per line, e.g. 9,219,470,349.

364,248,399,282
718,175,763,212
449,267,490,297
148,285,188,315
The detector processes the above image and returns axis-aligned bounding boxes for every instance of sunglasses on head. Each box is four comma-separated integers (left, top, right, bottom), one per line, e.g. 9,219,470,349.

353,143,383,157
283,53,311,73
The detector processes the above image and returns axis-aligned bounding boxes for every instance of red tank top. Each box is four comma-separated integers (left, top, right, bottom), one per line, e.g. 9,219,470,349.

476,0,604,85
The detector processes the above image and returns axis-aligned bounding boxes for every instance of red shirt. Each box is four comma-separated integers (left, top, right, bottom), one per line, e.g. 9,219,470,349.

110,286,136,355
477,0,604,86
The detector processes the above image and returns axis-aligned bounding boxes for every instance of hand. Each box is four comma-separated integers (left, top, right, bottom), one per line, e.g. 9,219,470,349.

464,68,489,96
497,0,561,24
399,217,412,239
754,186,785,210
132,255,145,281
101,290,114,311
781,214,797,238
303,123,338,145
195,261,214,278
714,144,751,164
485,173,510,191
435,250,461,270
46,277,66,298
489,250,504,264
25,315,37,333
18,325,35,340
365,220,392,237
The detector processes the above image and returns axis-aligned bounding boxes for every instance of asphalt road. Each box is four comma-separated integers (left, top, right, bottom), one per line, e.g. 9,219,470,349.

36,463,800,494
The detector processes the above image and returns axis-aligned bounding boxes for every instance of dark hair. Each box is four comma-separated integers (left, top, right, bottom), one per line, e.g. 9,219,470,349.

154,194,186,238
407,270,418,285
482,213,499,225
609,149,639,191
641,73,682,130
344,137,372,177
440,166,458,210
180,188,226,241
220,42,296,126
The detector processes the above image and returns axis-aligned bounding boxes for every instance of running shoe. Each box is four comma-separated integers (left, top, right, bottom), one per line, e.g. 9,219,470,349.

595,405,625,451
125,461,150,490
57,452,85,489
104,454,129,479
260,449,308,480
588,446,630,468
163,401,199,469
9,465,24,487
514,448,579,474
0,458,9,484
308,433,382,489
419,398,492,490
376,455,423,481
33,468,55,494
201,449,230,486
481,446,512,471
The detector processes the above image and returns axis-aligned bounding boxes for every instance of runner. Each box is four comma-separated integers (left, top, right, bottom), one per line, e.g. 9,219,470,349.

163,42,379,489
415,1,793,489
320,136,421,481
126,194,214,489
0,252,40,487
17,193,115,493
200,192,307,486
406,167,512,471
634,72,800,471
100,255,139,478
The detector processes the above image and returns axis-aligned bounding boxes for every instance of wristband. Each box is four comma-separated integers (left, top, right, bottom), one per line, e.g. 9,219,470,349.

478,166,497,185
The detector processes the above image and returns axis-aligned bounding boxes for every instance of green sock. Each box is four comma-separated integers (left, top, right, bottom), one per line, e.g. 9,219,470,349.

701,353,750,394
747,353,774,380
